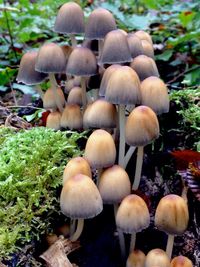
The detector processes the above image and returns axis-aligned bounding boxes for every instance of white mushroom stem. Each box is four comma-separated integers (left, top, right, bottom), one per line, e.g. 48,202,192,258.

132,146,144,190
166,234,174,259
81,76,87,109
70,34,77,47
35,84,44,100
114,205,126,259
130,232,136,252
70,218,84,242
123,146,136,169
98,39,104,58
118,104,126,167
69,219,77,236
49,73,63,113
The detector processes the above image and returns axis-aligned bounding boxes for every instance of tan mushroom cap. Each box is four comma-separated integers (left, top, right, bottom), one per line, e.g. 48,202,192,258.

126,249,146,267
63,157,92,185
60,104,83,130
116,194,150,234
98,165,131,204
54,2,84,34
66,47,97,76
46,111,61,130
35,43,67,73
170,256,193,267
125,105,160,147
67,86,83,106
141,40,154,58
43,87,65,110
105,66,141,105
145,249,170,267
130,55,159,81
60,174,103,219
99,64,121,96
84,129,116,169
83,99,117,129
99,29,132,65
17,51,47,85
141,76,169,115
85,8,117,40
127,34,144,59
134,30,153,45
155,194,189,235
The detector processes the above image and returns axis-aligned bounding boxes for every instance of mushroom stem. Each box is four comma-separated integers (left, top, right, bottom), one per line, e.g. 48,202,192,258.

118,105,126,167
35,84,44,100
132,146,144,190
130,232,136,252
81,76,87,109
69,219,77,236
70,34,77,47
181,178,188,204
166,234,174,259
96,168,102,186
49,73,63,113
98,39,104,58
70,218,84,241
124,146,136,168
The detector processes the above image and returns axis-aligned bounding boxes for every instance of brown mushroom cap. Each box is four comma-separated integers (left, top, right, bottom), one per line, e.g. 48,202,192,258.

43,87,65,110
134,30,153,45
141,76,169,114
67,86,83,106
127,34,144,59
54,2,84,34
141,40,154,58
83,99,117,129
145,249,170,267
125,105,159,147
35,43,67,73
60,104,83,130
105,66,141,105
155,194,189,235
63,157,92,185
99,29,132,65
170,256,193,267
17,51,47,85
98,165,131,204
130,55,159,81
60,174,103,219
84,129,116,169
126,249,146,267
85,8,117,40
46,111,61,130
66,47,97,77
116,194,150,234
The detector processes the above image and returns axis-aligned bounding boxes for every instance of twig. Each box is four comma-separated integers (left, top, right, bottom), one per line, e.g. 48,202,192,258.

1,106,45,110
167,65,199,84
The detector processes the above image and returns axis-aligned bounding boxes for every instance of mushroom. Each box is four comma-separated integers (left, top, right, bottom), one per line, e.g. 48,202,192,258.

126,249,146,267
125,106,159,189
46,111,61,130
67,87,83,106
141,40,154,58
155,194,189,259
43,87,65,111
60,104,83,130
60,174,103,241
145,249,170,267
170,256,193,267
134,30,153,45
54,2,85,47
127,34,144,59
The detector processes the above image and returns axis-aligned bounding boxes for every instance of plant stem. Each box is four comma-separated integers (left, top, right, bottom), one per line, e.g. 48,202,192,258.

49,73,63,113
81,77,87,109
166,234,174,260
70,34,77,47
118,105,126,167
70,218,84,241
132,146,144,190
130,232,136,252
124,146,136,169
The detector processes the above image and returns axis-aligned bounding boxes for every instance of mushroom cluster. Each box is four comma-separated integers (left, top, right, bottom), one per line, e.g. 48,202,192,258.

16,2,193,266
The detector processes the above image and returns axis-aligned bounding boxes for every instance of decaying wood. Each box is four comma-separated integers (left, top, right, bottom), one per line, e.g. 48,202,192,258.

40,237,80,267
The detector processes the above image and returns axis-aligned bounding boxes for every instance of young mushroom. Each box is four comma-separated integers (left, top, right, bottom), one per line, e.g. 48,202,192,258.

43,87,65,111
67,87,83,106
170,256,193,267
141,40,154,58
155,194,189,259
134,30,153,45
145,248,170,267
60,104,83,130
127,34,144,59
46,111,61,130
126,249,146,267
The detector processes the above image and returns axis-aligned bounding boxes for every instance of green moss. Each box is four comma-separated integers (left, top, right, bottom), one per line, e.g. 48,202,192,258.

0,127,84,260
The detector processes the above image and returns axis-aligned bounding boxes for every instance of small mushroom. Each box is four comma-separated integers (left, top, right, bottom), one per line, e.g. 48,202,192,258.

46,111,61,130
134,30,153,45
145,248,170,267
67,87,83,106
60,104,83,130
170,256,193,267
43,87,65,111
126,249,146,267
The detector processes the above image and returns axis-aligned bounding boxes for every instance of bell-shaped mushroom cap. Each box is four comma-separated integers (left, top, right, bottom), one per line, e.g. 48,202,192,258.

54,2,84,34
105,66,141,105
66,47,97,76
85,8,117,40
127,34,144,59
130,55,159,81
141,40,154,58
46,111,61,130
141,76,169,114
17,51,47,85
43,87,65,110
98,165,131,204
145,249,170,267
63,157,92,185
60,174,103,219
155,194,189,235
126,249,146,267
170,256,193,267
84,129,116,169
99,30,132,65
35,43,66,73
116,194,150,234
99,64,120,96
60,104,83,130
83,99,117,129
67,86,83,106
134,30,153,45
61,45,73,59
125,105,159,147
65,77,81,93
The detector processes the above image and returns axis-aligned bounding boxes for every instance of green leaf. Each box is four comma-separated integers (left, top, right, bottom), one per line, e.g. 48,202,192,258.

156,50,173,61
